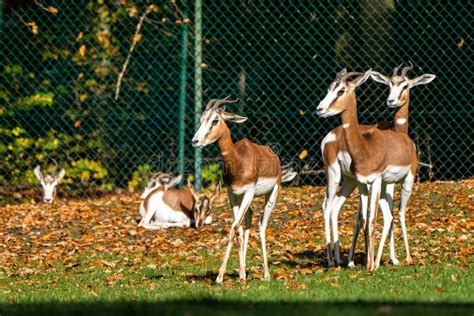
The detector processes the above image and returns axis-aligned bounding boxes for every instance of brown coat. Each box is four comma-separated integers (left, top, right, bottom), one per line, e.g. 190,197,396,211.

218,126,282,188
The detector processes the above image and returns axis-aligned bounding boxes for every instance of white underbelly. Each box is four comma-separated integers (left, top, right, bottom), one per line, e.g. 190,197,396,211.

382,165,411,183
231,177,277,196
148,192,190,223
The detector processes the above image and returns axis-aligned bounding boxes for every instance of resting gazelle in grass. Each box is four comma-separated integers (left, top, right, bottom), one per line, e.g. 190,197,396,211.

139,172,177,218
192,97,297,283
34,159,66,204
138,174,219,229
316,70,418,271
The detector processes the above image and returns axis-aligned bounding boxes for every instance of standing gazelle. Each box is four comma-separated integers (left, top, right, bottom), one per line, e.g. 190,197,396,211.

321,64,435,268
317,70,418,271
192,97,296,283
369,63,435,267
34,160,66,204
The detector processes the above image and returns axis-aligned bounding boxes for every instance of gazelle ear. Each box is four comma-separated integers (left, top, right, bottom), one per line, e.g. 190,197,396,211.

56,169,66,182
34,166,43,181
370,71,390,85
410,74,436,88
167,175,182,188
352,69,371,88
219,111,248,123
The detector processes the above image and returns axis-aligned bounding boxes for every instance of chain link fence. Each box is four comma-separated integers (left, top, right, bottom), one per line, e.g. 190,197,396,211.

1,1,472,200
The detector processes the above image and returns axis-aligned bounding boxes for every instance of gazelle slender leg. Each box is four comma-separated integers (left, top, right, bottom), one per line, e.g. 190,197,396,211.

399,172,415,264
348,184,368,268
216,188,255,284
228,191,244,278
138,203,158,227
331,178,357,266
323,164,341,267
375,182,393,270
367,177,382,271
259,184,278,280
385,183,399,265
240,208,253,280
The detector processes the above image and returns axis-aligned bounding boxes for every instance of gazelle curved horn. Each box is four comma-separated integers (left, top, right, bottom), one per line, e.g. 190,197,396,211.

401,61,414,77
340,72,364,81
205,98,219,111
211,96,238,110
187,179,198,200
393,63,404,76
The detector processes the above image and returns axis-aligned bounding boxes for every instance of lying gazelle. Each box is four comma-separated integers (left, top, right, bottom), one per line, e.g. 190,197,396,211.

138,174,219,229
34,160,66,204
192,97,297,283
320,64,435,267
139,172,176,218
317,69,418,271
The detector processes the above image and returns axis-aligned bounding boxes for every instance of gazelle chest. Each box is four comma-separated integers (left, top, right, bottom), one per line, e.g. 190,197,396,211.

337,151,354,178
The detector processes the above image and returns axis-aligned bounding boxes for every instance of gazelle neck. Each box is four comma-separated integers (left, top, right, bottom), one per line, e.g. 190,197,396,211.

217,124,236,162
340,91,369,162
393,95,409,134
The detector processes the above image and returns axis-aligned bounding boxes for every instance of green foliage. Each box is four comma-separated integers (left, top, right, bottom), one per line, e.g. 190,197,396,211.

201,162,222,185
127,164,152,193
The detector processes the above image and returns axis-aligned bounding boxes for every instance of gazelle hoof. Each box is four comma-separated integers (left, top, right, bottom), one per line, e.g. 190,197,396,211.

347,261,355,268
327,260,336,268
215,275,224,284
262,274,271,281
406,256,413,265
391,259,400,266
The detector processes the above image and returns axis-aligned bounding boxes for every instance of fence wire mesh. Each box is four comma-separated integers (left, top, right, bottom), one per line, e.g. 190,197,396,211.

1,1,472,200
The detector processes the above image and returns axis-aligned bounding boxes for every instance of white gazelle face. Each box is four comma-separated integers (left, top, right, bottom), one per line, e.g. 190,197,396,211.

316,80,348,117
192,109,222,148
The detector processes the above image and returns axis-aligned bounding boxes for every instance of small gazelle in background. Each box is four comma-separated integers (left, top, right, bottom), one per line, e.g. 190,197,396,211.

34,159,66,204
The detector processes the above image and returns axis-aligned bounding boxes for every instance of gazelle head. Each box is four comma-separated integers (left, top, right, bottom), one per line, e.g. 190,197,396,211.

370,62,436,108
188,180,220,228
140,172,181,199
192,97,248,148
316,69,371,117
33,160,66,204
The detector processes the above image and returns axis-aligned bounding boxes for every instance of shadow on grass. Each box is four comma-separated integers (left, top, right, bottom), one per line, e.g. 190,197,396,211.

1,300,472,316
279,249,367,268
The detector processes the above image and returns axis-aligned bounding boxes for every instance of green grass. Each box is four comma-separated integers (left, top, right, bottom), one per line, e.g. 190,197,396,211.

1,251,473,315
1,181,473,315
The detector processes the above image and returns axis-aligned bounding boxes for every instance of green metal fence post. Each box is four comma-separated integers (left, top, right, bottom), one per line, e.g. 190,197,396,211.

177,11,189,188
194,0,203,191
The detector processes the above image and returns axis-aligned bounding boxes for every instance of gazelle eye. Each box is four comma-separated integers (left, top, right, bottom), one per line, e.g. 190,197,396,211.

337,89,344,96
212,118,219,125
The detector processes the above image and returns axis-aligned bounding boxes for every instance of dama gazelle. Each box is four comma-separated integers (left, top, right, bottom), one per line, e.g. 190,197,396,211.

320,64,435,268
138,174,219,229
34,160,66,204
316,69,418,271
139,172,176,218
369,63,435,266
192,97,296,283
